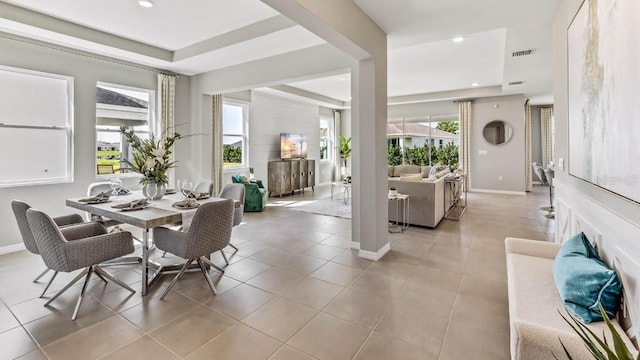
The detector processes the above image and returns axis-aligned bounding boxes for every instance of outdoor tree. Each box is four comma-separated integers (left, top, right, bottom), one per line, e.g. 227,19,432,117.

387,145,403,165
223,144,242,164
436,121,459,134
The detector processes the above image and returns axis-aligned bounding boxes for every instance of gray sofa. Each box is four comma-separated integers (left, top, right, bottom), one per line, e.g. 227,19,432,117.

505,238,636,360
387,165,451,228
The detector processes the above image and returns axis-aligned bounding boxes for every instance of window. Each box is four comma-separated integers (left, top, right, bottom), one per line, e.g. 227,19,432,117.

95,82,153,176
0,66,73,186
320,117,332,161
223,101,248,167
387,116,460,167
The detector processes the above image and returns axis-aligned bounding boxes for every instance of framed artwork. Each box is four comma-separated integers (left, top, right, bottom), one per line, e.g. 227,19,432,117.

568,0,640,203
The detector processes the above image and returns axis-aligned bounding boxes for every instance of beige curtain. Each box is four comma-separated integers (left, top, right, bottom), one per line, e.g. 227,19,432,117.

158,74,176,189
541,107,554,167
211,94,224,195
459,101,472,190
525,99,532,192
333,110,341,181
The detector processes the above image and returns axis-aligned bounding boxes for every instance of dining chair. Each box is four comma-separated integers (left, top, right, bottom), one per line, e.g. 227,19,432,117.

153,200,234,300
193,180,214,196
11,200,96,297
26,208,135,320
218,184,244,264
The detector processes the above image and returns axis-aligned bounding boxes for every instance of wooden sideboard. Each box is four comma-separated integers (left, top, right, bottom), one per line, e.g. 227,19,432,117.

268,159,315,197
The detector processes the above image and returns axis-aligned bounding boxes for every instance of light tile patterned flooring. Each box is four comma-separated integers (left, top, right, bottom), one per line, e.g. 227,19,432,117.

0,184,554,360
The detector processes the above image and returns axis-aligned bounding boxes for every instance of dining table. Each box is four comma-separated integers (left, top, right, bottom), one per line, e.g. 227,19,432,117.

66,191,239,296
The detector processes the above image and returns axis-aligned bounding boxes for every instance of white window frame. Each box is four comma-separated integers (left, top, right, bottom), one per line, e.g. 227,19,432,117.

0,65,74,187
95,81,155,179
222,99,249,169
320,116,333,163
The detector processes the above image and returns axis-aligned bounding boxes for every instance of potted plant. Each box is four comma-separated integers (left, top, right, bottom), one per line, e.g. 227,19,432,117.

555,303,638,359
119,126,181,199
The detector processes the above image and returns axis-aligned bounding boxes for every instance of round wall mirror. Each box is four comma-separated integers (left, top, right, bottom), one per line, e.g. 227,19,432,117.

482,120,513,145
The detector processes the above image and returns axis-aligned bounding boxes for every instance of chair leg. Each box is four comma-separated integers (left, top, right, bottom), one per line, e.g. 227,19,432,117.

33,268,50,283
220,250,229,265
39,271,58,298
45,267,89,306
200,256,225,273
96,271,108,283
160,259,194,300
94,266,136,293
197,257,218,296
72,266,94,321
228,244,239,251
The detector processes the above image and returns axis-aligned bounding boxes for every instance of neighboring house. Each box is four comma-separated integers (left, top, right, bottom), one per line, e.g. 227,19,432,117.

387,123,459,149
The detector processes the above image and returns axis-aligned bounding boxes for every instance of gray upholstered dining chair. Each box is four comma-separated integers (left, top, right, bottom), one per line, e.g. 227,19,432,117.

532,162,547,185
193,180,214,196
26,208,136,320
153,200,234,300
218,183,245,263
11,200,92,297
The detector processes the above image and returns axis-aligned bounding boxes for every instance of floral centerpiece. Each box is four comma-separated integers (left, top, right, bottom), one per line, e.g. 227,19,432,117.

119,126,181,186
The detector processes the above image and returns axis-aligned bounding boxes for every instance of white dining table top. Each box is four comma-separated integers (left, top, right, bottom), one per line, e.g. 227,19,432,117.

66,191,238,229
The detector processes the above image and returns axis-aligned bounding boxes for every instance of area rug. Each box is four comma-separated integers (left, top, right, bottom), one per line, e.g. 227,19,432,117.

286,198,352,219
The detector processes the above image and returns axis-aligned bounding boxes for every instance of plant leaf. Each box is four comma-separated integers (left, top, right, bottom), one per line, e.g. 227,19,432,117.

598,303,634,360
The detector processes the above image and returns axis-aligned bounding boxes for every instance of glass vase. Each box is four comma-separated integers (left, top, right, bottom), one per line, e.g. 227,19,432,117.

142,182,166,200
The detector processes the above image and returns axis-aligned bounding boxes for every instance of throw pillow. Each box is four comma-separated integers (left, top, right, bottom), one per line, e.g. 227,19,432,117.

553,232,622,323
421,166,431,178
400,173,422,182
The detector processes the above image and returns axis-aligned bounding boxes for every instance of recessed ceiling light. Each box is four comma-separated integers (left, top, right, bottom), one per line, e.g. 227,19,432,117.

452,36,465,43
471,82,480,87
138,0,154,8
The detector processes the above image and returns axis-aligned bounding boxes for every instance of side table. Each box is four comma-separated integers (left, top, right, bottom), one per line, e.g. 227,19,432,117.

388,193,409,232
444,175,466,220
331,181,351,205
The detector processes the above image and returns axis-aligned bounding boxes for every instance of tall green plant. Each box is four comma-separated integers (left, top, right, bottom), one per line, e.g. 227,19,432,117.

339,135,352,167
554,303,638,360
387,144,402,165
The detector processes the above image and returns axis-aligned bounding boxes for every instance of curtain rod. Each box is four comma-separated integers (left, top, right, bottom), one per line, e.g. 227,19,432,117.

1,32,180,76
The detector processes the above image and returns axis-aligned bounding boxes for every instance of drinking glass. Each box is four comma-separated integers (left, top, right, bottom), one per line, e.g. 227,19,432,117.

110,177,122,200
179,179,193,200
146,182,158,203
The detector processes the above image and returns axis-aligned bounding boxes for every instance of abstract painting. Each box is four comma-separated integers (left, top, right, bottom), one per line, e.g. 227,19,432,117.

568,0,640,203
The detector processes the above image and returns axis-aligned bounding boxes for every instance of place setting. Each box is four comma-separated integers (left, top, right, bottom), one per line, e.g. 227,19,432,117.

172,179,203,209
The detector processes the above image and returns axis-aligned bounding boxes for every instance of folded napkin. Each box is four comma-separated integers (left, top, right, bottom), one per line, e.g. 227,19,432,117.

173,198,199,209
111,198,149,209
79,192,110,202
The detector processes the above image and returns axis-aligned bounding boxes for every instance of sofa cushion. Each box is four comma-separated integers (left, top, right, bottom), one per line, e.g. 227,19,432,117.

421,166,431,178
428,166,438,179
393,165,421,177
553,232,622,323
435,169,450,179
399,173,422,182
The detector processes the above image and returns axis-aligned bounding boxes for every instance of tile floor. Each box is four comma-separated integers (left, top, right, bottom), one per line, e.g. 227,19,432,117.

0,184,554,360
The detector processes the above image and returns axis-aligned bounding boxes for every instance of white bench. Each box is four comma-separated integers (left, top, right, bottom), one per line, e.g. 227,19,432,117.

505,237,636,360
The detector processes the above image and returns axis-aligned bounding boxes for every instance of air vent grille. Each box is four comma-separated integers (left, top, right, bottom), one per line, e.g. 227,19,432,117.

512,49,534,57
508,81,524,86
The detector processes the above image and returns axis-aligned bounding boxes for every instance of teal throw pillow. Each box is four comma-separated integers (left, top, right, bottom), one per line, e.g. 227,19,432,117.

553,232,622,323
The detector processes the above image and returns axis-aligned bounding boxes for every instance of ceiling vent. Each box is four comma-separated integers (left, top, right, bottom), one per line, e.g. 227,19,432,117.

512,49,534,57
508,81,524,86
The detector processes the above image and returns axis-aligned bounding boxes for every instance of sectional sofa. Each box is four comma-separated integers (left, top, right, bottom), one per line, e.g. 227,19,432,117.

387,165,451,228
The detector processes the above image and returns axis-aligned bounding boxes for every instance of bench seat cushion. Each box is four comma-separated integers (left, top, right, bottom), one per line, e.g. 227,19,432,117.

507,252,633,359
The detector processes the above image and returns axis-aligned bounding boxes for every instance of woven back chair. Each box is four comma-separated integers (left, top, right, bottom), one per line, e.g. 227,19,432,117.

11,200,85,297
26,208,135,320
194,180,214,196
153,199,234,299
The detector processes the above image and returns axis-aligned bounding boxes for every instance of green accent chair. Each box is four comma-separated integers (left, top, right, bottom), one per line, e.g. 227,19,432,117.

231,175,266,212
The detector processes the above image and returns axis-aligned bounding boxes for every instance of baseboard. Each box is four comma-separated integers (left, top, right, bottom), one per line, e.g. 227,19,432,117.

470,188,526,196
350,241,360,250
358,242,390,261
0,243,25,255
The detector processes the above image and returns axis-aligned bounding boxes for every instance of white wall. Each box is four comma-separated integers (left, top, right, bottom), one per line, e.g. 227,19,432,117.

0,36,190,249
471,95,526,193
249,91,320,189
553,0,640,338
